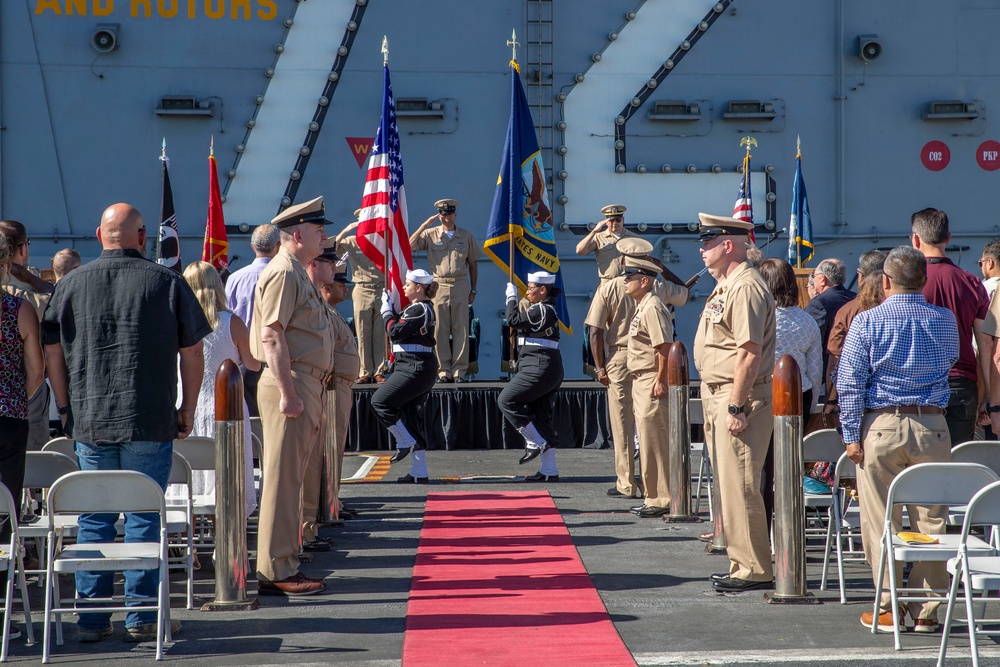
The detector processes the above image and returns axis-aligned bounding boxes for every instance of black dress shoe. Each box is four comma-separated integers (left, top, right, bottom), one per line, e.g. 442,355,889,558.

518,445,548,465
633,505,670,518
607,487,628,497
338,510,354,521
302,540,331,552
522,472,559,482
709,572,730,582
437,376,452,383
712,577,773,592
389,448,411,463
397,474,429,484
340,504,358,517
454,377,467,383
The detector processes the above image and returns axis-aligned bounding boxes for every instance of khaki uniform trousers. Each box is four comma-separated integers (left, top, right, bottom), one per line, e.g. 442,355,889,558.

353,283,386,378
606,349,636,496
302,376,356,539
256,371,326,582
332,376,354,509
633,371,670,507
702,380,774,581
856,411,950,620
433,280,471,378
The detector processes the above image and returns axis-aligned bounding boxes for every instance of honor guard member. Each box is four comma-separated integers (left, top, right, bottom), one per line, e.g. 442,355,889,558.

585,237,689,499
317,244,362,519
622,256,675,517
371,269,438,482
335,209,387,384
693,213,776,593
574,204,638,281
409,199,481,382
499,271,564,480
251,196,336,597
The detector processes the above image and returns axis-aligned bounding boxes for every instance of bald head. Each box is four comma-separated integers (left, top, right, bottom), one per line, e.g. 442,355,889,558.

98,203,146,251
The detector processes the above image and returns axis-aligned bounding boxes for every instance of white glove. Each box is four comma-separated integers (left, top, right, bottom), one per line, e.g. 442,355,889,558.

505,282,518,302
380,289,394,317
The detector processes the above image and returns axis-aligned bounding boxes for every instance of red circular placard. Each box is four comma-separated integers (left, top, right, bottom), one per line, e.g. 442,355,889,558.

977,141,1000,171
920,141,950,172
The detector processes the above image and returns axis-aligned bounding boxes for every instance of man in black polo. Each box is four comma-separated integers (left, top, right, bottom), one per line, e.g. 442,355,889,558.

42,202,210,642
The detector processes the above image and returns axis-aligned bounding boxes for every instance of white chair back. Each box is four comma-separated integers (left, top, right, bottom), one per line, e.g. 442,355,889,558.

168,452,193,488
689,398,704,425
886,462,1000,509
951,441,1000,479
962,479,1000,531
24,452,79,489
40,438,76,461
803,429,843,462
171,437,216,472
48,471,166,519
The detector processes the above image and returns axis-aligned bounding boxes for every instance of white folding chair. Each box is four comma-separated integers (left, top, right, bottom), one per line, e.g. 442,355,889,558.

165,452,196,610
937,479,1000,667
40,438,76,462
688,399,712,516
42,471,171,663
20,452,80,589
0,483,35,660
171,437,217,549
873,462,999,650
802,429,843,543
949,441,1000,533
819,452,866,603
251,432,263,512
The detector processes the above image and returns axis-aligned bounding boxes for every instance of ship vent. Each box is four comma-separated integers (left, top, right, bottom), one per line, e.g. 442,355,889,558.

649,100,701,121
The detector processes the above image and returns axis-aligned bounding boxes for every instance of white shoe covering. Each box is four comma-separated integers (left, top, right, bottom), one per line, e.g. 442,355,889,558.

539,448,558,476
409,449,429,478
517,422,547,449
388,420,416,449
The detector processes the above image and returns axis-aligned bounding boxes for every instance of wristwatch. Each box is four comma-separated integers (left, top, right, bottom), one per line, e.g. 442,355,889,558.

728,404,744,416
988,404,1000,414
57,405,68,416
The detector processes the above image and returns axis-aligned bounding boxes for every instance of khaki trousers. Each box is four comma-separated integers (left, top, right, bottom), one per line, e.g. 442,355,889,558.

333,376,354,507
433,280,471,378
702,380,774,581
606,349,635,496
856,411,950,620
256,371,325,582
353,283,386,378
633,371,669,507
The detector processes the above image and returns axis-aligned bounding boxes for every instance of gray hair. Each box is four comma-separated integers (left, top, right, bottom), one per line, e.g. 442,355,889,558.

746,245,764,269
815,258,847,286
251,224,281,255
884,246,926,291
857,250,886,280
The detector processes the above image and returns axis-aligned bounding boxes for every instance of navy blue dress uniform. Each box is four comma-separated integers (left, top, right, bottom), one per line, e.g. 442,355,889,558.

499,271,565,481
370,269,438,482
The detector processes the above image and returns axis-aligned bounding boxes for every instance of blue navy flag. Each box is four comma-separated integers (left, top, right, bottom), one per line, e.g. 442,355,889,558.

788,141,813,267
483,61,571,333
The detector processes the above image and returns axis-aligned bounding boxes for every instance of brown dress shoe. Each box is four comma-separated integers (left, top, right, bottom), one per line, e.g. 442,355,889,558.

259,572,326,597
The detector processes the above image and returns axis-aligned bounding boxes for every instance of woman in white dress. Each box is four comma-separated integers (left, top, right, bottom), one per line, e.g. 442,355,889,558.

167,262,260,543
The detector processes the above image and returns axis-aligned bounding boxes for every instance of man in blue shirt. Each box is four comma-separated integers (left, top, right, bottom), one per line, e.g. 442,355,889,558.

837,245,958,634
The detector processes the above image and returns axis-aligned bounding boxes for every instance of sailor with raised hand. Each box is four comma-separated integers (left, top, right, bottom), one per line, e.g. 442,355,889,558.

499,271,564,480
370,269,439,483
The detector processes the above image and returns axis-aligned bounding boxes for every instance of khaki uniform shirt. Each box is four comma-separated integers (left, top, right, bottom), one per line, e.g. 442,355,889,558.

693,261,776,385
251,247,335,374
328,306,361,380
585,276,687,350
336,235,383,285
410,226,481,279
626,292,674,373
579,229,637,280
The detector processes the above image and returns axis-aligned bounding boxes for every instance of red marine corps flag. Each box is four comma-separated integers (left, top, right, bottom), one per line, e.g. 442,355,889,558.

357,37,413,309
203,136,229,271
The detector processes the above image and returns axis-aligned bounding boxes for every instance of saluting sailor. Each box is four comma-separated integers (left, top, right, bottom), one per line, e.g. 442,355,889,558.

575,204,638,281
370,269,439,483
499,271,564,481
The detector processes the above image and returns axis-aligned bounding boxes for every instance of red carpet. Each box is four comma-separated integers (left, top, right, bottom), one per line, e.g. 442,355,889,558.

402,491,636,667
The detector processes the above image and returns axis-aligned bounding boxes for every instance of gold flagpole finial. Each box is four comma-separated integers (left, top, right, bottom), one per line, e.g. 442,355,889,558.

161,137,166,159
210,134,214,158
381,36,388,65
507,29,520,63
740,135,757,155
796,134,802,159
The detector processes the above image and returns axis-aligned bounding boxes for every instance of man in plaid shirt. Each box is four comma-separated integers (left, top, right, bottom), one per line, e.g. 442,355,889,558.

837,245,958,634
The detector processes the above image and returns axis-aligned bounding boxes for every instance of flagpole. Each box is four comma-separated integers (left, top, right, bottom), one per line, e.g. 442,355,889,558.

381,36,392,373
795,136,802,269
506,30,519,285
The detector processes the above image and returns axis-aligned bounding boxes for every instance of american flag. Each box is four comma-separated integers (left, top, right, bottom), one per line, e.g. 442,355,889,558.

357,63,412,309
733,153,756,245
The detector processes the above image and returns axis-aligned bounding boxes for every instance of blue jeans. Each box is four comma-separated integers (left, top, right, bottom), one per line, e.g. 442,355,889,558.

74,441,172,630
